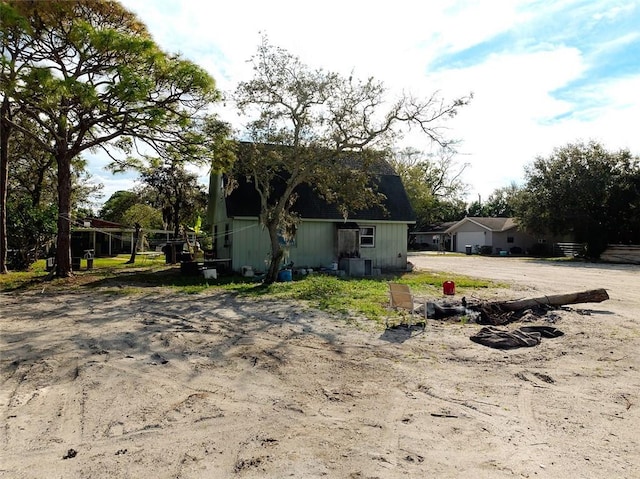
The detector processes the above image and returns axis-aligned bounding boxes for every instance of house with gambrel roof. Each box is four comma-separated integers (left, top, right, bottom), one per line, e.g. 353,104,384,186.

208,150,416,275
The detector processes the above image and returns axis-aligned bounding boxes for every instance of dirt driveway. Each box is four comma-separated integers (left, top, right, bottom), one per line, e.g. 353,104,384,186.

1,258,639,478
409,253,640,321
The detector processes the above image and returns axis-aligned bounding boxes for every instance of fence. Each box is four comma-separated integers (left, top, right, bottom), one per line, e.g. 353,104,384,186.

600,245,640,264
553,242,586,257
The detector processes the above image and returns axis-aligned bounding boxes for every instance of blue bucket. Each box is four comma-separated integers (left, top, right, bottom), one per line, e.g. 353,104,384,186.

277,269,292,282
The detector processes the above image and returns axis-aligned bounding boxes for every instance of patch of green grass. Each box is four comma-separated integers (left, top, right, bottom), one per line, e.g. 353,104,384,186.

0,270,40,291
90,255,167,271
101,287,146,296
221,270,500,323
0,255,167,291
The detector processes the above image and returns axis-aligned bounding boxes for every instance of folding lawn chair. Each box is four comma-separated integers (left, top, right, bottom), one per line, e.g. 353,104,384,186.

386,283,427,328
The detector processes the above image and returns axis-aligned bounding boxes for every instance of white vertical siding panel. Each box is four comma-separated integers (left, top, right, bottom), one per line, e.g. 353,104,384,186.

359,222,408,269
288,222,334,268
231,219,270,270
230,219,410,272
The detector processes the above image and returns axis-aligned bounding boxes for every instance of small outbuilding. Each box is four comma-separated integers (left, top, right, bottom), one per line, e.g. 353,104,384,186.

409,222,457,251
445,217,541,254
71,218,178,257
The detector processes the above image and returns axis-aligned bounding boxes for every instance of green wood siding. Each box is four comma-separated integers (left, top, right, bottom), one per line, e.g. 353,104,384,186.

229,218,409,272
229,219,268,269
358,222,409,269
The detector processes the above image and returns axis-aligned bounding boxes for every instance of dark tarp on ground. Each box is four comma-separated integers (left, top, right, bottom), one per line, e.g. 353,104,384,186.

470,325,564,349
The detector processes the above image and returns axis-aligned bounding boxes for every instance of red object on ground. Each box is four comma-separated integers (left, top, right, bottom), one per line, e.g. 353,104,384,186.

443,280,455,295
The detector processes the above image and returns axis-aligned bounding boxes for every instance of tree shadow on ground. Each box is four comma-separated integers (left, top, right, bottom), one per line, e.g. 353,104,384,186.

379,324,425,344
0,287,347,382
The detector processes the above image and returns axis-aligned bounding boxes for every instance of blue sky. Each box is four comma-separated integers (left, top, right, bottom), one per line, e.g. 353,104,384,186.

90,0,640,208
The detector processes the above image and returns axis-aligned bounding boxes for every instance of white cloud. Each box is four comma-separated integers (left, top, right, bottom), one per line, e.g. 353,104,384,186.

109,0,640,206
85,174,140,212
423,46,589,199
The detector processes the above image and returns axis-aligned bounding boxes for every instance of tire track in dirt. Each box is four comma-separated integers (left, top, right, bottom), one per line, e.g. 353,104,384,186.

2,280,638,478
1,355,84,461
516,381,542,440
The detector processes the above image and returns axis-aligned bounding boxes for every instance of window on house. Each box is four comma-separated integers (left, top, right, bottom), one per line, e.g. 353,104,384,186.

360,226,375,247
224,224,230,247
507,236,514,243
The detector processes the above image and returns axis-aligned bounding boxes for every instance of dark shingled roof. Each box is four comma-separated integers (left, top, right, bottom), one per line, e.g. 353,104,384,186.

226,174,415,222
445,217,518,233
411,221,458,234
462,217,517,231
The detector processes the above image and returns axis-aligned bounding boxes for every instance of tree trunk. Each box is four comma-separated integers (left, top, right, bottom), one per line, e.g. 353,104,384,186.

172,200,181,238
31,162,51,207
0,97,11,274
265,222,284,284
55,152,73,277
428,288,611,323
125,222,142,264
492,289,610,311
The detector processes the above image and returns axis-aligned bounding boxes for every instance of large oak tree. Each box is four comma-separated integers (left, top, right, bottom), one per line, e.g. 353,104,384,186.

467,183,521,218
233,37,471,283
138,153,208,238
0,0,219,276
390,147,469,228
516,141,640,257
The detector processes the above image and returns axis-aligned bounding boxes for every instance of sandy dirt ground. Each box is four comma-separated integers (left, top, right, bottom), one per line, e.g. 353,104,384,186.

1,255,639,478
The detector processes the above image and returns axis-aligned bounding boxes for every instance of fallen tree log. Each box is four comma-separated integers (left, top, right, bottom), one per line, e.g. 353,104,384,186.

427,288,610,325
490,288,609,312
